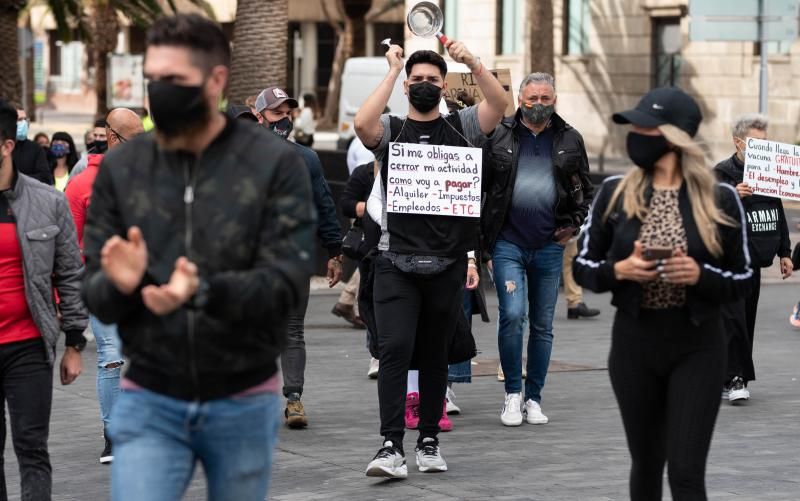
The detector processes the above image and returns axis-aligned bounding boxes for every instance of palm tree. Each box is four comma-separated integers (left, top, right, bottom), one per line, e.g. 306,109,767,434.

227,0,288,105
86,0,213,118
529,0,554,76
87,0,124,118
0,0,209,117
0,1,26,102
0,0,80,104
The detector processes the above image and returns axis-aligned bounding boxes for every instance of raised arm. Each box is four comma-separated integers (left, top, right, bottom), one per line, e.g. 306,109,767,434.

354,45,404,149
445,40,506,134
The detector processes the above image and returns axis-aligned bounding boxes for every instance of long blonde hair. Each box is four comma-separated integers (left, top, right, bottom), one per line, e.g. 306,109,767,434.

604,124,734,257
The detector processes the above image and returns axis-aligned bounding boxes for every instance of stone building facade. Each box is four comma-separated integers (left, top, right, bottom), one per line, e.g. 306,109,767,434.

408,0,800,164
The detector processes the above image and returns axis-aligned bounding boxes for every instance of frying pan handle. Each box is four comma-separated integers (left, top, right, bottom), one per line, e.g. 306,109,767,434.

436,31,449,45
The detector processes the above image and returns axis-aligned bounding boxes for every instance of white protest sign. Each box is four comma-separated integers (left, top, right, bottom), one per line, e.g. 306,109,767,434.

743,137,800,200
386,142,482,217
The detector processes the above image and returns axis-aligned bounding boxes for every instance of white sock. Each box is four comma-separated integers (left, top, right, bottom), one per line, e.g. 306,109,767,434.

407,370,419,395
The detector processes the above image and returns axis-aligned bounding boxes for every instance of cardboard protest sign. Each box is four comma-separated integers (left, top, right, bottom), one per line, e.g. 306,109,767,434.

743,137,800,201
386,142,482,217
445,68,515,116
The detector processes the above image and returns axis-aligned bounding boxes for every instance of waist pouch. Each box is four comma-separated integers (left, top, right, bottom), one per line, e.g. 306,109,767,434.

383,251,457,276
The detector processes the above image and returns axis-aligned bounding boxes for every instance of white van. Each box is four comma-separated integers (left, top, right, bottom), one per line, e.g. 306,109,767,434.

337,57,470,149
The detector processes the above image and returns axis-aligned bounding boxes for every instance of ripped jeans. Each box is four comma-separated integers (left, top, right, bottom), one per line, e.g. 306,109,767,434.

91,315,124,430
492,239,564,403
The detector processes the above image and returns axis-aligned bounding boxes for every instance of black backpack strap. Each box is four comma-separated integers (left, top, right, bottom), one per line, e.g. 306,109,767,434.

445,111,465,135
388,115,404,143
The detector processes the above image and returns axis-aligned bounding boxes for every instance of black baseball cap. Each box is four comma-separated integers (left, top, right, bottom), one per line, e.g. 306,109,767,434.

613,87,703,137
226,104,258,122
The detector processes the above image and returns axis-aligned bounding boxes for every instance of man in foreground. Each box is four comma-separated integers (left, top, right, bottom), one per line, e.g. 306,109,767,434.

82,15,315,500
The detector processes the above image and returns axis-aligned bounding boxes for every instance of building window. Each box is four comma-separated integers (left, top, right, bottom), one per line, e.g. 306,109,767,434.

497,0,525,55
47,30,61,76
754,41,791,56
563,0,589,55
652,17,682,88
443,0,459,42
128,26,146,55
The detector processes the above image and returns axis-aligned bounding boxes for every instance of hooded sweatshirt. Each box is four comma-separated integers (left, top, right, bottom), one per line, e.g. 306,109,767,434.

714,153,791,268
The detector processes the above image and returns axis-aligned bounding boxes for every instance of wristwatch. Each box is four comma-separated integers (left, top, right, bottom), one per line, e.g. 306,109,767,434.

65,332,87,352
186,279,211,310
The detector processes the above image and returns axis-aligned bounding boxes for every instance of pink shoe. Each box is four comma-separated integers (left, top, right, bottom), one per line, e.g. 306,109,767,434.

405,392,420,429
439,400,453,432
791,302,800,328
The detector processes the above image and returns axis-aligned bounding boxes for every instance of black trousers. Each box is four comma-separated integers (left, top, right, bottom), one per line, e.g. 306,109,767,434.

0,338,53,501
373,255,464,450
609,309,725,501
724,267,760,383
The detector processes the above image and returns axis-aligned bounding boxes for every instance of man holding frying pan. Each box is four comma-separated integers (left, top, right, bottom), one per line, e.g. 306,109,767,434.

355,32,506,478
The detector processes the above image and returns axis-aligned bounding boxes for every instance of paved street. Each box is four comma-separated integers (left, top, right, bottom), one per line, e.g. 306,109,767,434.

3,283,799,500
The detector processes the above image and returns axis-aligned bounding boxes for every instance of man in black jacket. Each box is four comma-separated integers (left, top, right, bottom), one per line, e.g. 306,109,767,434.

714,113,792,404
254,85,343,428
481,72,594,428
82,15,315,500
10,104,52,185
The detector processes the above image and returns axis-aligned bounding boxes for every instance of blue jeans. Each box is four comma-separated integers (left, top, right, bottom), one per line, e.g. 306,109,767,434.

91,315,123,429
493,239,564,403
448,290,474,383
108,387,281,501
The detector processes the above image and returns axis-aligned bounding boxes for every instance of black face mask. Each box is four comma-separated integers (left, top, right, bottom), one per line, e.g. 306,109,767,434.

408,82,443,113
626,132,672,171
267,117,293,139
92,140,108,154
147,80,209,137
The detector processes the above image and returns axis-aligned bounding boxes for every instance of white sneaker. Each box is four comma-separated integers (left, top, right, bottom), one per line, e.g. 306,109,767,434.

445,386,461,415
367,358,379,379
501,393,523,426
366,441,407,479
415,437,447,472
728,377,750,403
524,399,549,424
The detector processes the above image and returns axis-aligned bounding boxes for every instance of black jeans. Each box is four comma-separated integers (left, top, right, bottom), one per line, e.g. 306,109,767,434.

373,255,465,450
0,338,53,501
609,309,725,501
281,282,311,397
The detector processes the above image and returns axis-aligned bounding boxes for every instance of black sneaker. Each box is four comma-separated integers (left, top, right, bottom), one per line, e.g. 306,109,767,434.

100,433,113,464
365,440,407,479
568,303,601,319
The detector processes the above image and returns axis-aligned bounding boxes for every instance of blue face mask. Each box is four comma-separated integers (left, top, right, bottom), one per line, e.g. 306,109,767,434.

16,120,29,141
50,143,70,158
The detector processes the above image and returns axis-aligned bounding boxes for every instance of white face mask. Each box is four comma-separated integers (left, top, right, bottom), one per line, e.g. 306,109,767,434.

735,138,746,157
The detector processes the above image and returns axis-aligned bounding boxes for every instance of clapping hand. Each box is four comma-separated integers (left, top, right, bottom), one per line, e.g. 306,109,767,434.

141,257,199,316
101,226,148,295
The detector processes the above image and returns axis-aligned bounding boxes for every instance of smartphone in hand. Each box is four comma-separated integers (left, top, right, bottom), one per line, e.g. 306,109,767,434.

642,246,673,261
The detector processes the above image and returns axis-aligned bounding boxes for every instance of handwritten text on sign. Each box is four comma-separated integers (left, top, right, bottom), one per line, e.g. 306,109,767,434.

744,137,800,201
386,142,482,217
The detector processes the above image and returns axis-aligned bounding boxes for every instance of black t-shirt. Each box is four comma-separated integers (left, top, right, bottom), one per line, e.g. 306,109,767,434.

372,107,488,257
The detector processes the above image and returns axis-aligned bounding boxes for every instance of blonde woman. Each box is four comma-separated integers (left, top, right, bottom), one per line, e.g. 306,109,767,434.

573,87,752,501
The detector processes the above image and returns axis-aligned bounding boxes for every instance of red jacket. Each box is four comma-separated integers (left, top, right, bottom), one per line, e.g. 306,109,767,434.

65,153,103,252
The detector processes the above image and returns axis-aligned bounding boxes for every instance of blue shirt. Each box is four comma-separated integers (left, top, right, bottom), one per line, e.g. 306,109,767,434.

498,123,557,250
